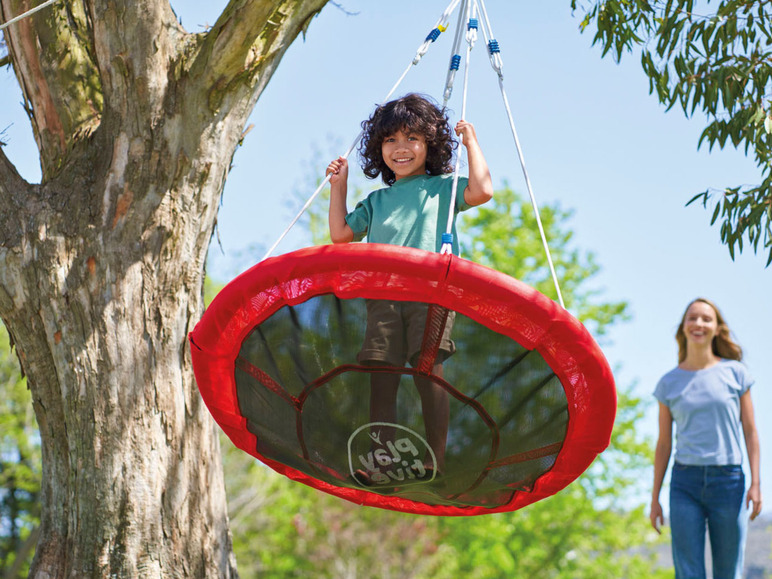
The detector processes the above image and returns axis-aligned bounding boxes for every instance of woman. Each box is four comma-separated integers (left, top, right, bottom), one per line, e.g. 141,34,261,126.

650,298,762,579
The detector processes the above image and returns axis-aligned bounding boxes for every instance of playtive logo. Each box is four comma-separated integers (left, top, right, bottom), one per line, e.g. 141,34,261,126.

347,422,436,486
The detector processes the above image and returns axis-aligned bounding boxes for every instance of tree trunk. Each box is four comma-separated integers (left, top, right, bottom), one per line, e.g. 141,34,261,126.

0,0,329,576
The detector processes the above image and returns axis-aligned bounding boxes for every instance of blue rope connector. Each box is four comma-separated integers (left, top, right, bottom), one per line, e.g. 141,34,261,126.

426,27,442,42
488,39,501,54
450,54,461,71
441,233,454,245
468,18,479,30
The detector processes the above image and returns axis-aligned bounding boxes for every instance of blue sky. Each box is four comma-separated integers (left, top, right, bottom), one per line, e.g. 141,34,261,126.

1,1,769,513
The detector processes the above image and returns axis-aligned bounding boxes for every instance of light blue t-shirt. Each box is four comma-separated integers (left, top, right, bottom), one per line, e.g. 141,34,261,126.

344,173,471,255
654,359,754,466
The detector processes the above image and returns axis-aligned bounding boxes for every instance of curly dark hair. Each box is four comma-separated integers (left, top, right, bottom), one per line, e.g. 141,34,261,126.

359,93,456,186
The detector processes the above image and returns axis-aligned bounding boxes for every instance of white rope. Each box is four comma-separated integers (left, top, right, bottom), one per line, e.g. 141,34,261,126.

475,0,565,308
261,0,463,261
259,131,362,262
413,0,464,65
441,0,477,255
442,3,468,107
476,0,503,78
0,0,61,31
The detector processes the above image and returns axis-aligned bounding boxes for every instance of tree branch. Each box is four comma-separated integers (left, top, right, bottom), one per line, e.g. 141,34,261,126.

2,0,101,179
3,525,40,579
192,0,329,114
86,0,183,129
0,145,30,251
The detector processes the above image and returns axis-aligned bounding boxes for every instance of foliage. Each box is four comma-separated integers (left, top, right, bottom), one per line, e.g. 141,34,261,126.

222,438,454,579
222,175,669,577
571,0,772,265
0,323,41,579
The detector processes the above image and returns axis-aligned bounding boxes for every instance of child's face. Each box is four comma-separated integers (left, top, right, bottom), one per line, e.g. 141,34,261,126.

381,129,428,181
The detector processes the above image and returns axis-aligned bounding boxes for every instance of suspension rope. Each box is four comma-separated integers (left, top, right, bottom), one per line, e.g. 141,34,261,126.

442,3,468,107
413,0,463,65
441,0,477,255
0,0,61,31
475,0,566,308
261,0,462,262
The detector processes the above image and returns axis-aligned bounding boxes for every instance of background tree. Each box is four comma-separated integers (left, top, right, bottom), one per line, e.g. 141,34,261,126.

0,0,329,576
570,0,772,265
0,323,40,579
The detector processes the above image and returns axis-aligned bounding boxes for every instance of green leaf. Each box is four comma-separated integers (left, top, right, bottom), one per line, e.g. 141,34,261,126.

710,200,722,224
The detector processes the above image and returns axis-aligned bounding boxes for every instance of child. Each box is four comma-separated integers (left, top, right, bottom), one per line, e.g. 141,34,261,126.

327,93,493,483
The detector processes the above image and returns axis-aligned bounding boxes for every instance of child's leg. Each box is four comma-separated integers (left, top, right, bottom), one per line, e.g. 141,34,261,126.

358,300,405,452
351,368,401,486
413,363,449,473
368,370,401,446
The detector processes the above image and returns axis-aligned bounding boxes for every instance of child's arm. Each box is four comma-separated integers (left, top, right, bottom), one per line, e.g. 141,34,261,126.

327,156,355,244
455,120,494,207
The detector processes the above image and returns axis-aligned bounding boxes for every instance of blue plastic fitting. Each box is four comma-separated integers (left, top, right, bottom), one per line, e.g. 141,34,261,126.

468,18,479,30
450,54,461,71
426,28,441,42
442,233,454,244
488,39,500,54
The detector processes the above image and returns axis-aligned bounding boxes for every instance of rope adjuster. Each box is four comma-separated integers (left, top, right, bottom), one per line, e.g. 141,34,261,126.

450,54,461,71
441,233,454,245
468,18,479,30
488,39,500,54
426,26,443,42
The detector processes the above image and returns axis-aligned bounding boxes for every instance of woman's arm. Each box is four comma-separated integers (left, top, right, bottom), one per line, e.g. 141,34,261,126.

327,156,354,244
650,402,673,534
740,390,762,521
455,120,493,207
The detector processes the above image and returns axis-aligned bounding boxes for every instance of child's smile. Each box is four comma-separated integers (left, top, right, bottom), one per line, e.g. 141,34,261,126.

381,129,428,180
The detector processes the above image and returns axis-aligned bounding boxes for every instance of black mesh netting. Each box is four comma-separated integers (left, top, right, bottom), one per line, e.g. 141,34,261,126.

234,294,568,508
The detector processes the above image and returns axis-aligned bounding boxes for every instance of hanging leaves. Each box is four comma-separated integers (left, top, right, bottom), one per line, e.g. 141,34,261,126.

572,0,772,265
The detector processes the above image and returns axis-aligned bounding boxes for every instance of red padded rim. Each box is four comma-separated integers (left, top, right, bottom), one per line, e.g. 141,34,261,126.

189,243,616,516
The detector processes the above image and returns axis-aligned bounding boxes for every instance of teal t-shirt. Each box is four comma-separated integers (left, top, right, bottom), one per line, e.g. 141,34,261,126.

344,173,471,255
654,359,754,465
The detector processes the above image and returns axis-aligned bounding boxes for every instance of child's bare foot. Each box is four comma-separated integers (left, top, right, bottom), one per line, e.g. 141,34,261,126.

352,469,373,486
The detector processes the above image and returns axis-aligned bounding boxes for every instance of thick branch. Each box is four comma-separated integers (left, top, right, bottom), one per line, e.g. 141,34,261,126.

87,0,183,130
0,146,30,251
192,0,328,114
1,0,102,179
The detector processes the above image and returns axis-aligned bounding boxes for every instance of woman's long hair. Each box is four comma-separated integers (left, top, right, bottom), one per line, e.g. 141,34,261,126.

675,297,743,362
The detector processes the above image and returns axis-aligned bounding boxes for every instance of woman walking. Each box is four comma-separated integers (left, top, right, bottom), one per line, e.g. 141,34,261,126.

650,298,762,579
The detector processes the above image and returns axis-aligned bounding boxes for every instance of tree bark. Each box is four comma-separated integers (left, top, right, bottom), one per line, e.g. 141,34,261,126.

0,0,328,576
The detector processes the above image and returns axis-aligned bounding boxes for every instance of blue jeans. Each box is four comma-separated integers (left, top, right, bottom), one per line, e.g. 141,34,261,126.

670,463,748,579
